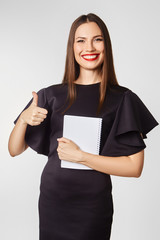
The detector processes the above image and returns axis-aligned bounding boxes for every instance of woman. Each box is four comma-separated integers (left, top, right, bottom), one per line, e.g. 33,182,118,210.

8,13,158,240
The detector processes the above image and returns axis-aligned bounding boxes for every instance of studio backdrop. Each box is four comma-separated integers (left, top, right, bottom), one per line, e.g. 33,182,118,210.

0,0,159,240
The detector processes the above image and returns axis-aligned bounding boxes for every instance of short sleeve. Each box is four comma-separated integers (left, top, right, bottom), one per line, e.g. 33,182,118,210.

101,89,159,157
14,88,50,156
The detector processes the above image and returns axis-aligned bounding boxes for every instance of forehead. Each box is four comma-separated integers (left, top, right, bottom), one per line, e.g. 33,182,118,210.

75,22,102,38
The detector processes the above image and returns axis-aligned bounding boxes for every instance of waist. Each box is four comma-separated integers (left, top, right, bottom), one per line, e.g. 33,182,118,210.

40,159,112,201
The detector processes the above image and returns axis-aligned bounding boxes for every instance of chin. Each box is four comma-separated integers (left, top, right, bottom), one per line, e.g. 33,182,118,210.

80,63,103,71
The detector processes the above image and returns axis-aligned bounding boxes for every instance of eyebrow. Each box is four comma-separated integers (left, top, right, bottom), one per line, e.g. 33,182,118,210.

75,35,103,39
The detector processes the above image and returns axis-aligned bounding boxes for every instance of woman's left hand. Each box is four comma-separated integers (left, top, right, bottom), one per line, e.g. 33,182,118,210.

57,137,82,163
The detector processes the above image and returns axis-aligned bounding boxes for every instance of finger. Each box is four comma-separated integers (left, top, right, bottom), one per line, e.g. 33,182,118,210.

32,112,47,119
31,117,45,123
32,91,38,106
36,107,48,115
30,121,42,126
57,137,70,143
59,142,65,148
39,113,47,119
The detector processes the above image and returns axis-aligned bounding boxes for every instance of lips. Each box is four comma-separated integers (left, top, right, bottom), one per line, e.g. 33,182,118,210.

81,54,100,61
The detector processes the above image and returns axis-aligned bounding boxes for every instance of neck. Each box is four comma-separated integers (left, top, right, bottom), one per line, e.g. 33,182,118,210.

75,68,102,85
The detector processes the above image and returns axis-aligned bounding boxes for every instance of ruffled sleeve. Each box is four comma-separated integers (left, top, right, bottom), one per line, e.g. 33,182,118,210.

14,88,50,156
100,89,159,157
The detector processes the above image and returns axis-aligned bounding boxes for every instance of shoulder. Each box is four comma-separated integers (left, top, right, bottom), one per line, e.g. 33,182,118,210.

107,84,131,103
108,84,131,95
45,83,67,93
108,84,139,100
104,85,143,113
110,85,150,120
109,84,129,92
37,83,68,101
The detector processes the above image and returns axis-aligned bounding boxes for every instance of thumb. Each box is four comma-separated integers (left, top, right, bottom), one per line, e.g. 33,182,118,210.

32,91,38,106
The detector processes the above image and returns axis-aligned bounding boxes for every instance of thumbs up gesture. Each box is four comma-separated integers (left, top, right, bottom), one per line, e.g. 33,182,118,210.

20,91,48,126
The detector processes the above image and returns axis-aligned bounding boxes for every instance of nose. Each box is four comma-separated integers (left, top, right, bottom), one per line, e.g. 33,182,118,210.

85,40,95,51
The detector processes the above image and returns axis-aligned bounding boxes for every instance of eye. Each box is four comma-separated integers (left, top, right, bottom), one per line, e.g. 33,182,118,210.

77,39,85,43
95,38,103,42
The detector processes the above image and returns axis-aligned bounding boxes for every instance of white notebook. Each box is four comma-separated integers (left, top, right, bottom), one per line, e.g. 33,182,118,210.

61,115,102,170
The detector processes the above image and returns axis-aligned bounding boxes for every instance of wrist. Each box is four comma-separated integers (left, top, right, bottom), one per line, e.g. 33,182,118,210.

78,150,87,164
19,113,27,126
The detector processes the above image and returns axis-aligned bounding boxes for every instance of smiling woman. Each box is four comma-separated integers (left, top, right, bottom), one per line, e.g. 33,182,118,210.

74,23,104,67
8,13,159,240
74,22,104,84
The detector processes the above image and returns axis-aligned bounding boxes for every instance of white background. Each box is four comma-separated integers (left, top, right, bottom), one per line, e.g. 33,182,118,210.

0,0,159,239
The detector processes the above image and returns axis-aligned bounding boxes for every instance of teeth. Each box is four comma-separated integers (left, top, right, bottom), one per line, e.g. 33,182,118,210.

82,55,98,59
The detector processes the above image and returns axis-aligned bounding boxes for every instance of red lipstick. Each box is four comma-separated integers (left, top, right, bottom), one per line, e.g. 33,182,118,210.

81,54,100,61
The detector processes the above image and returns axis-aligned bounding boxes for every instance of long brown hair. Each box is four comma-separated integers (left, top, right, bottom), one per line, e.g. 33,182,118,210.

61,13,119,116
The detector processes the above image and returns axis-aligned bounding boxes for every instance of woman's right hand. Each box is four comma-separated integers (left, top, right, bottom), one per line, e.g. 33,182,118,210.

20,91,48,126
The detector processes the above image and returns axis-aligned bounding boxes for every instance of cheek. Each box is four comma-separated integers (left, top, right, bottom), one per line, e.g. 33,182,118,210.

99,47,105,63
101,49,104,58
98,42,105,52
74,46,83,64
99,44,104,60
74,44,83,55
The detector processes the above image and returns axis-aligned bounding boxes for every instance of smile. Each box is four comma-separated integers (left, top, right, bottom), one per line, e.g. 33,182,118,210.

81,54,100,61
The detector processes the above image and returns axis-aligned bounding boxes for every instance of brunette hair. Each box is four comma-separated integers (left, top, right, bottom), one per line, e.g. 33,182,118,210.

61,13,119,116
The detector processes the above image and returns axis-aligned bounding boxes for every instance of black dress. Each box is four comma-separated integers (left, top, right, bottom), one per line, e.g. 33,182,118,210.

14,82,158,240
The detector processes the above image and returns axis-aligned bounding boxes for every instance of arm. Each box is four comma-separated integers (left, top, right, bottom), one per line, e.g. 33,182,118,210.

80,133,144,177
8,118,28,157
57,137,144,178
8,92,48,157
79,150,144,178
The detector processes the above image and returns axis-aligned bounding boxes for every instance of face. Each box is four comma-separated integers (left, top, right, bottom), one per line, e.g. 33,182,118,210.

73,22,104,71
